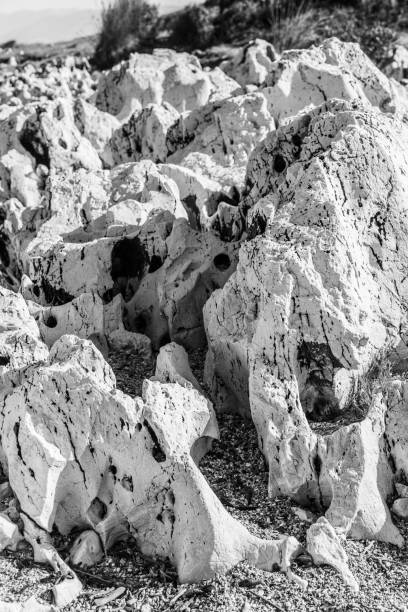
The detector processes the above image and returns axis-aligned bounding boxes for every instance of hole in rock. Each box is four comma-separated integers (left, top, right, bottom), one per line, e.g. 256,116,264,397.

273,154,286,173
87,497,107,524
121,475,133,492
41,279,74,306
44,314,58,328
0,355,10,366
111,236,148,283
144,420,166,463
58,138,68,150
148,255,164,274
213,253,231,271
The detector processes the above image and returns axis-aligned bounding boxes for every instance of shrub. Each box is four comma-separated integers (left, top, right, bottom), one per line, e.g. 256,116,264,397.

169,4,216,49
93,0,159,70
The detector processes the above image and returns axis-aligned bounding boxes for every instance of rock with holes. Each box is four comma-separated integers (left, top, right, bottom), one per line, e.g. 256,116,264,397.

204,99,408,542
0,334,303,584
220,38,279,87
306,517,359,592
159,161,241,230
124,218,239,349
27,292,105,348
17,98,101,173
20,161,187,304
95,48,240,122
111,102,179,165
262,37,408,124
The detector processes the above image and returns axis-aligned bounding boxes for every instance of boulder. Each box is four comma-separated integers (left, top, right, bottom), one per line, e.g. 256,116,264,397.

95,48,240,121
306,517,358,592
111,102,179,165
262,38,408,123
204,99,408,542
220,38,279,87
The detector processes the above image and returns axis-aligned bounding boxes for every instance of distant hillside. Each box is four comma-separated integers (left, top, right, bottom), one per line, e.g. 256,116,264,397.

0,9,100,45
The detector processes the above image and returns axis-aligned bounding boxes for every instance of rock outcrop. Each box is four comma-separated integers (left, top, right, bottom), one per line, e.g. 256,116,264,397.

204,98,408,544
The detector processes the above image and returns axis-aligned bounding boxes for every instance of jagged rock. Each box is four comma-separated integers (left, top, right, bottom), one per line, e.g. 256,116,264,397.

111,102,179,165
0,287,48,378
262,38,408,123
159,162,240,230
317,393,401,545
166,92,275,171
73,98,120,168
395,482,408,498
0,334,303,584
307,517,359,592
18,99,102,173
21,161,186,304
27,292,105,348
95,49,240,121
155,342,218,462
204,99,408,543
220,38,279,87
156,342,202,391
0,513,24,551
69,530,104,568
124,218,239,349
52,575,83,608
392,498,408,519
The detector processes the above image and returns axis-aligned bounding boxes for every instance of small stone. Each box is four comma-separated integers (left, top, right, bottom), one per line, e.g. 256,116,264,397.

392,498,408,519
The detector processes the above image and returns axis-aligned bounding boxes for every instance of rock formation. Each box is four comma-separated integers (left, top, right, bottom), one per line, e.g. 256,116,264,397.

2,35,408,605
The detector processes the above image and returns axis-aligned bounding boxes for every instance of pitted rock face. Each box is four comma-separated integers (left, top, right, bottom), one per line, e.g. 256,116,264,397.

204,99,408,542
0,335,302,584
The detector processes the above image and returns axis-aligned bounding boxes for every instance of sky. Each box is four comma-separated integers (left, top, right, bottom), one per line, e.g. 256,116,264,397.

0,0,190,12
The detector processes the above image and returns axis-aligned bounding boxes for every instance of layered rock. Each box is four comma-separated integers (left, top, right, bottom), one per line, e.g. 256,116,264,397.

204,99,408,544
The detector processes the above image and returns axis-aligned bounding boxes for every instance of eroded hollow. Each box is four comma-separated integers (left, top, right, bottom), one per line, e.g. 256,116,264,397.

44,314,58,328
213,253,231,271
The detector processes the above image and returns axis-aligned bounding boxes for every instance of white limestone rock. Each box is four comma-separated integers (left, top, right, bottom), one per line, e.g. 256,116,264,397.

0,334,302,584
125,218,239,349
95,48,240,122
307,517,359,592
262,38,408,123
166,92,275,170
220,38,279,87
22,161,186,304
0,512,24,551
204,99,408,543
111,102,179,165
0,287,48,377
73,98,120,168
27,292,105,348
